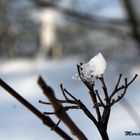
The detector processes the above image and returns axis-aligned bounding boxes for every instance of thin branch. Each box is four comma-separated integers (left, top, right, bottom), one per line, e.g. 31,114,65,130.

63,88,79,102
51,119,61,130
111,78,128,105
115,74,122,90
39,100,51,105
0,79,73,140
44,112,55,115
99,76,109,104
63,106,80,111
97,76,111,130
56,119,61,126
89,90,101,122
127,74,138,86
60,84,69,100
57,99,77,105
60,85,78,104
95,90,105,107
44,106,80,114
38,76,88,140
110,74,138,100
110,74,122,99
63,87,98,126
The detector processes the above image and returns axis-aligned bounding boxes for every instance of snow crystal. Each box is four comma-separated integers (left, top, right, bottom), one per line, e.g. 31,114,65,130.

88,52,106,77
75,53,106,83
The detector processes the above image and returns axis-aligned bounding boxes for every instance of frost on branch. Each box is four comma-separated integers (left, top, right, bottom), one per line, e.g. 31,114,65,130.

77,53,106,83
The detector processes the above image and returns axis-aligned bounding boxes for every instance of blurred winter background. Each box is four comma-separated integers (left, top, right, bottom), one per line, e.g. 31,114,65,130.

0,0,140,139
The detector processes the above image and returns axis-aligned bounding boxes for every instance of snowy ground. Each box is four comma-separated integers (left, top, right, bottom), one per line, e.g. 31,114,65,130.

0,56,140,140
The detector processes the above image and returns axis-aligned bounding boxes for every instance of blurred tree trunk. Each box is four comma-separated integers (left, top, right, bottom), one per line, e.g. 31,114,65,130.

123,0,140,49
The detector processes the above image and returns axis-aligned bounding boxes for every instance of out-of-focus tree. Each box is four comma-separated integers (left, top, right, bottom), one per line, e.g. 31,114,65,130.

123,0,140,48
0,0,14,57
35,0,78,58
0,0,39,57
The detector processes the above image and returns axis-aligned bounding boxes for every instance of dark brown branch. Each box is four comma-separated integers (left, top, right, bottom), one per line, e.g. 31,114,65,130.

60,84,69,100
127,74,138,86
63,88,79,102
39,100,51,105
51,119,61,130
95,77,111,131
111,78,128,105
110,74,122,99
0,79,73,140
43,106,79,115
115,74,138,93
99,76,109,104
38,76,88,140
0,79,43,120
115,74,122,90
95,90,105,107
110,74,138,100
60,84,78,105
100,107,111,130
89,90,101,122
56,119,61,126
44,112,55,115
58,99,77,105
39,99,77,105
63,106,80,111
63,87,98,126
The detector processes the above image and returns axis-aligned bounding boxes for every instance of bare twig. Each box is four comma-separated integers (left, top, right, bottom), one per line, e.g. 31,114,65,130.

89,90,101,122
110,74,138,101
110,74,122,99
38,76,88,140
63,87,98,126
60,84,69,100
44,112,55,115
58,99,77,105
115,74,122,89
111,78,128,105
39,98,77,105
95,90,105,107
127,74,138,86
99,76,109,104
0,79,73,140
39,100,51,105
63,106,80,111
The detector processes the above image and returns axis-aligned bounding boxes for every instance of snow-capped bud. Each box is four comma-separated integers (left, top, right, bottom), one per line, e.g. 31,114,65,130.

88,53,106,77
80,53,106,82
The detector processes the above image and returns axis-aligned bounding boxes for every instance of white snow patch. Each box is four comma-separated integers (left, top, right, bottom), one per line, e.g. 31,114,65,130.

80,52,106,82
